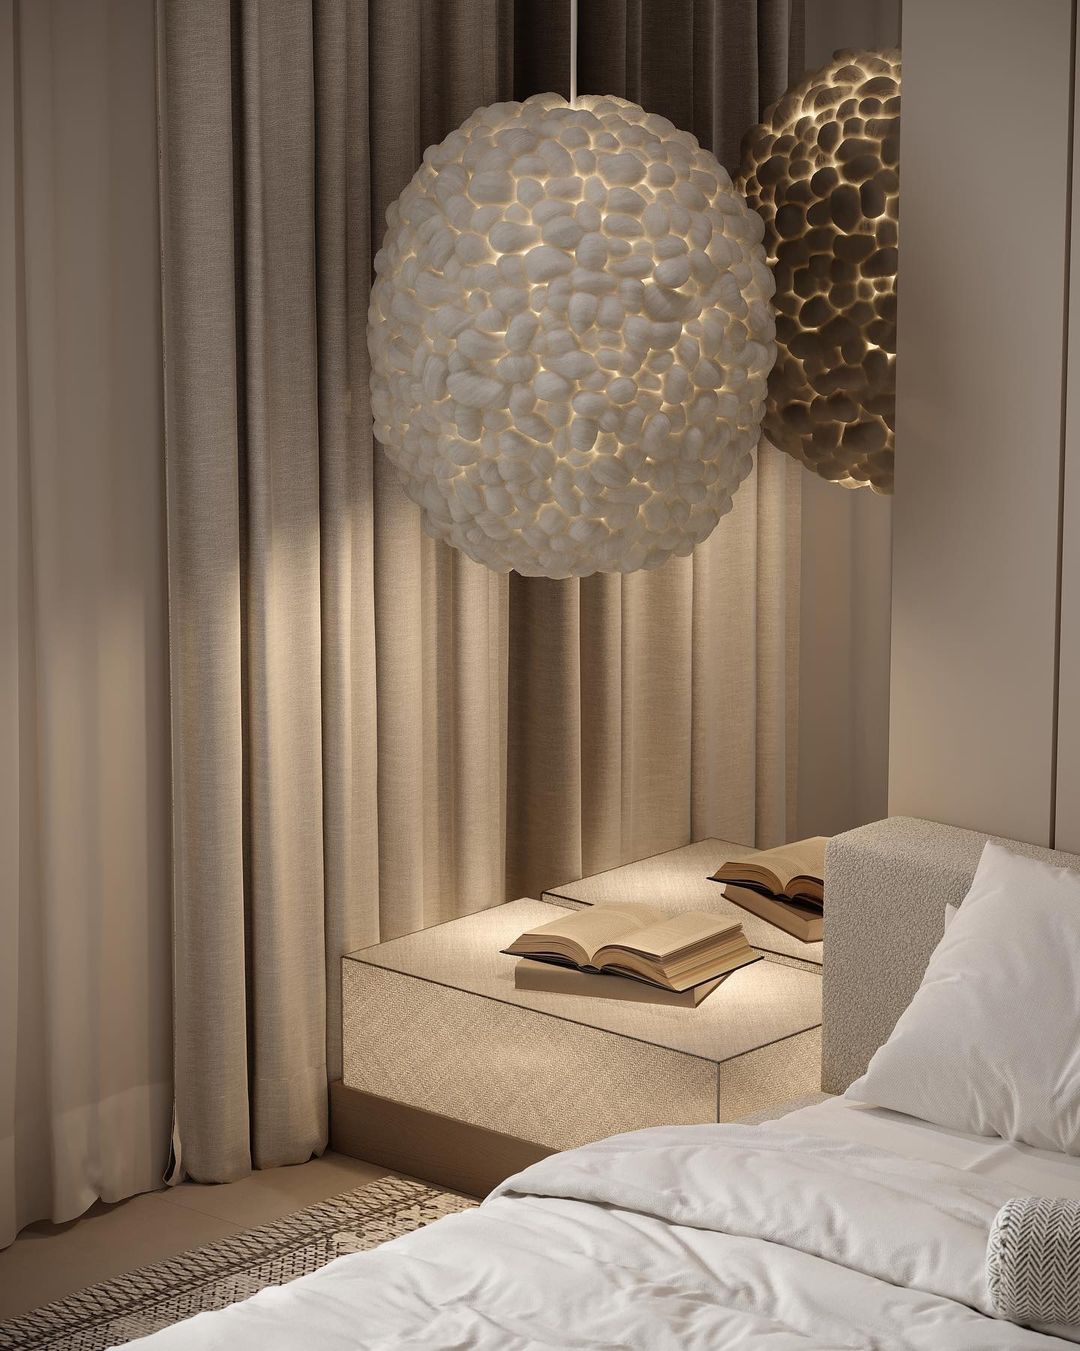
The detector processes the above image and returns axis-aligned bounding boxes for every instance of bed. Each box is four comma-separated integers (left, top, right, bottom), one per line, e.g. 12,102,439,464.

129,818,1080,1349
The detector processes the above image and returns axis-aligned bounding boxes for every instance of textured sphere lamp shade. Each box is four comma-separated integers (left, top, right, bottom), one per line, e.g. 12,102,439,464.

738,50,900,493
369,93,776,579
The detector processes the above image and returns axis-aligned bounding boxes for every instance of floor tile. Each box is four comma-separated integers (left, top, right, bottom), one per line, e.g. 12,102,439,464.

158,1151,388,1228
0,1192,240,1322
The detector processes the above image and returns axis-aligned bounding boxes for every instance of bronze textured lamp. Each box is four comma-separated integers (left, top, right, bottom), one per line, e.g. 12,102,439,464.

738,50,900,493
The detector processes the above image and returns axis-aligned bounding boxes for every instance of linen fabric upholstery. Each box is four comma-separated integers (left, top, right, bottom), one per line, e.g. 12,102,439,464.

846,841,1080,1152
821,816,1080,1095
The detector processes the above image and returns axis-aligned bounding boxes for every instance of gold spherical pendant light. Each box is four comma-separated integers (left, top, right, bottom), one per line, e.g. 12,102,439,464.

369,93,776,578
738,50,900,493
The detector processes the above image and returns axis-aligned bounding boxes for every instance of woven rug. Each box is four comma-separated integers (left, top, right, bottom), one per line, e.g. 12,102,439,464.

0,1176,475,1351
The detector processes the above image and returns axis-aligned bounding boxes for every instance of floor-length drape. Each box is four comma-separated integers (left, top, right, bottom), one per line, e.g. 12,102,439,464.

0,0,172,1247
158,0,564,1183
159,0,803,1183
506,0,804,897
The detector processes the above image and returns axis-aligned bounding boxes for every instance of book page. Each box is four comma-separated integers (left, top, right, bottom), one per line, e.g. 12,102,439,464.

721,837,827,889
514,903,667,962
599,909,739,961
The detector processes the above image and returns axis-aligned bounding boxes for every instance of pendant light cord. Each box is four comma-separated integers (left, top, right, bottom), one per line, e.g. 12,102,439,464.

569,0,578,104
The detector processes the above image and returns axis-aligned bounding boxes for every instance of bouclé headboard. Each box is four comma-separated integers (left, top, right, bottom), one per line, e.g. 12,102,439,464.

822,816,1080,1094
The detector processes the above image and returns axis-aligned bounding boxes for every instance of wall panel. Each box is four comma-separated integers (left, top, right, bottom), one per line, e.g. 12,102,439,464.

1056,5,1080,854
889,0,1073,845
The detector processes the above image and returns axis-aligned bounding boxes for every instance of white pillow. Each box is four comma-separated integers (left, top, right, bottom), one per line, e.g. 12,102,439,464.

846,840,1080,1153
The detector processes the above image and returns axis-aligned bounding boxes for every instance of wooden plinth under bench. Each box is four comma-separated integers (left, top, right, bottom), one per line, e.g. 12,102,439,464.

329,1081,553,1198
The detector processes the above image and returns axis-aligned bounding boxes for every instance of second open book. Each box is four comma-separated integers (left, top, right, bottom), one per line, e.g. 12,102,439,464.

710,837,827,905
503,902,760,994
710,837,828,944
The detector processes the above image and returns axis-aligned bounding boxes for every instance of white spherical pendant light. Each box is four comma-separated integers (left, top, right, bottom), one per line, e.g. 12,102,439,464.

369,93,776,578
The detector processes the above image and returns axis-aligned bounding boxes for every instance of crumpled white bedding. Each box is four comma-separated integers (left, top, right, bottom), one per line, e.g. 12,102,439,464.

773,1095,1080,1200
127,1117,1080,1350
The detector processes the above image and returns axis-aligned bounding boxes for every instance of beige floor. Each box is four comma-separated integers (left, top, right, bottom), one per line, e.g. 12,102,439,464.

0,1152,388,1323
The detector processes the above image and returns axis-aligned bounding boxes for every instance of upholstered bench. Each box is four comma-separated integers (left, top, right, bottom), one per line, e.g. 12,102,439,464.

333,839,823,1194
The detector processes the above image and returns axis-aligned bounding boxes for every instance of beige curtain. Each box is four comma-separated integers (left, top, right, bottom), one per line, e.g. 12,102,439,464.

0,0,172,1247
158,0,802,1183
507,0,804,896
158,0,550,1184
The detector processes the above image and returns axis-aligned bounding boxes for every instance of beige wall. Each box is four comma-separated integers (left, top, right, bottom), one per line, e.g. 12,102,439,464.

796,0,898,838
889,0,1072,846
1056,23,1080,855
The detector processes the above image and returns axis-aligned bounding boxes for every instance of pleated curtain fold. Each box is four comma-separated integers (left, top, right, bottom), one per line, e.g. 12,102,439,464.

157,0,804,1183
507,0,804,896
578,0,805,171
2,0,172,1247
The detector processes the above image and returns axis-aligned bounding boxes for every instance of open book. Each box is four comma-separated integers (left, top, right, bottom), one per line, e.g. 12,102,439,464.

710,837,828,907
502,903,760,993
514,959,728,1007
720,885,822,944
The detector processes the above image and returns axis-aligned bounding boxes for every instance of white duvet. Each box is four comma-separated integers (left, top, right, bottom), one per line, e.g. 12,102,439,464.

128,1115,1080,1350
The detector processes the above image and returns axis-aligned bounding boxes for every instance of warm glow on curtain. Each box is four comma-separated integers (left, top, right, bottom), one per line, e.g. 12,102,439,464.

158,0,803,1184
